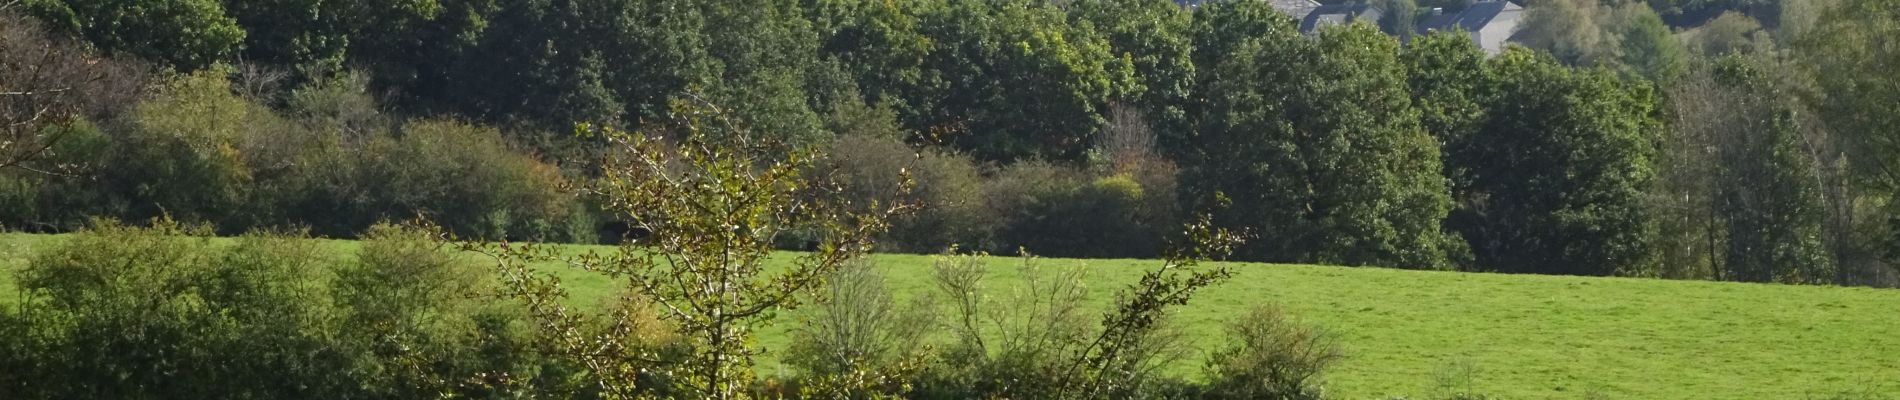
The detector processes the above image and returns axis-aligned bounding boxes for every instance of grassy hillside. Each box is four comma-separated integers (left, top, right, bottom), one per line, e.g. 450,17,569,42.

2,233,1896,398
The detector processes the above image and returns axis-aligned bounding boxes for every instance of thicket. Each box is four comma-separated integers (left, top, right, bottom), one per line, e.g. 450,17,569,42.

3,0,1897,286
0,219,567,398
0,60,582,241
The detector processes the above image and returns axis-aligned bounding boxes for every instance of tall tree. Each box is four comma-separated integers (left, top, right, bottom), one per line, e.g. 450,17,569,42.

1606,2,1687,81
1800,0,1900,278
1069,0,1196,154
804,0,940,126
1646,0,1779,28
1706,57,1835,283
1403,31,1491,190
220,0,445,69
918,0,1134,161
1184,0,1297,157
1190,23,1455,269
437,0,828,145
1455,49,1660,276
23,0,244,71
1377,0,1420,40
1403,31,1493,270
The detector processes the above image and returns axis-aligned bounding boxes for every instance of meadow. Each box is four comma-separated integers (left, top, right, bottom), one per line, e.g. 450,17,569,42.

3,233,1897,399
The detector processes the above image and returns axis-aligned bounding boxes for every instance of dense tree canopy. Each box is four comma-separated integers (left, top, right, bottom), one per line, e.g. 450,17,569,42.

24,0,243,71
1190,23,1455,269
1454,49,1661,276
917,0,1133,161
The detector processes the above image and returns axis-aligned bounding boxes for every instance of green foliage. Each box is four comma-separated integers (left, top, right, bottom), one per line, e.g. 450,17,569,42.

1680,11,1776,56
24,0,243,71
1201,304,1343,400
1057,213,1241,398
1069,0,1197,153
1608,3,1688,81
436,0,831,145
9,232,1900,398
0,220,544,399
1514,0,1687,82
916,214,1241,399
335,223,536,397
221,0,446,71
10,69,578,240
0,119,115,230
361,119,571,240
1454,49,1660,276
106,70,266,228
997,171,1167,259
1801,0,1900,266
806,0,937,120
909,252,1091,399
1186,0,1298,155
1190,23,1455,269
1645,0,1780,28
0,9,151,175
1403,31,1490,191
917,0,1135,161
1663,56,1837,283
470,99,912,399
1188,0,1296,83
1377,0,1420,39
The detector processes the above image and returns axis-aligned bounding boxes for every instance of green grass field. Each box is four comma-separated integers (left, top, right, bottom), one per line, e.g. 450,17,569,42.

3,232,1897,399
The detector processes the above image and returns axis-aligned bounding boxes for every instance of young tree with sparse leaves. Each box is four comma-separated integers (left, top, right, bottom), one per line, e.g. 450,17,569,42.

466,97,914,399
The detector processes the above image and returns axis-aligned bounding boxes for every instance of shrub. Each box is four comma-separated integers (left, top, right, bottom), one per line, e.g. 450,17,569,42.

286,72,392,139
360,120,571,240
786,259,934,375
991,161,1169,258
824,133,991,252
335,223,533,398
1202,304,1343,400
0,220,548,399
102,70,270,230
0,219,347,398
783,259,935,398
913,251,1094,399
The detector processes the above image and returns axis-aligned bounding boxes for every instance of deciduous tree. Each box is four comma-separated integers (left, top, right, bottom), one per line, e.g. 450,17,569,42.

1455,49,1661,276
1190,23,1455,269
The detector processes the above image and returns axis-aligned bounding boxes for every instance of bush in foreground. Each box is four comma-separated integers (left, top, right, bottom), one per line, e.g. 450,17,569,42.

0,219,553,399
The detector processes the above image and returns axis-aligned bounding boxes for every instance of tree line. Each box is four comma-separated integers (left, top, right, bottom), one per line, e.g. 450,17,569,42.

2,0,1897,286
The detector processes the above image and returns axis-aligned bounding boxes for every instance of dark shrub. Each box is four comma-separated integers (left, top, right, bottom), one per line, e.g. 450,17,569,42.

990,161,1169,258
825,133,991,252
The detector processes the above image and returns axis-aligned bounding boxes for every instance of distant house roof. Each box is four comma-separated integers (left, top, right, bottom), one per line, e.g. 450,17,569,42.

1416,0,1525,55
1300,2,1382,33
1269,0,1323,19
